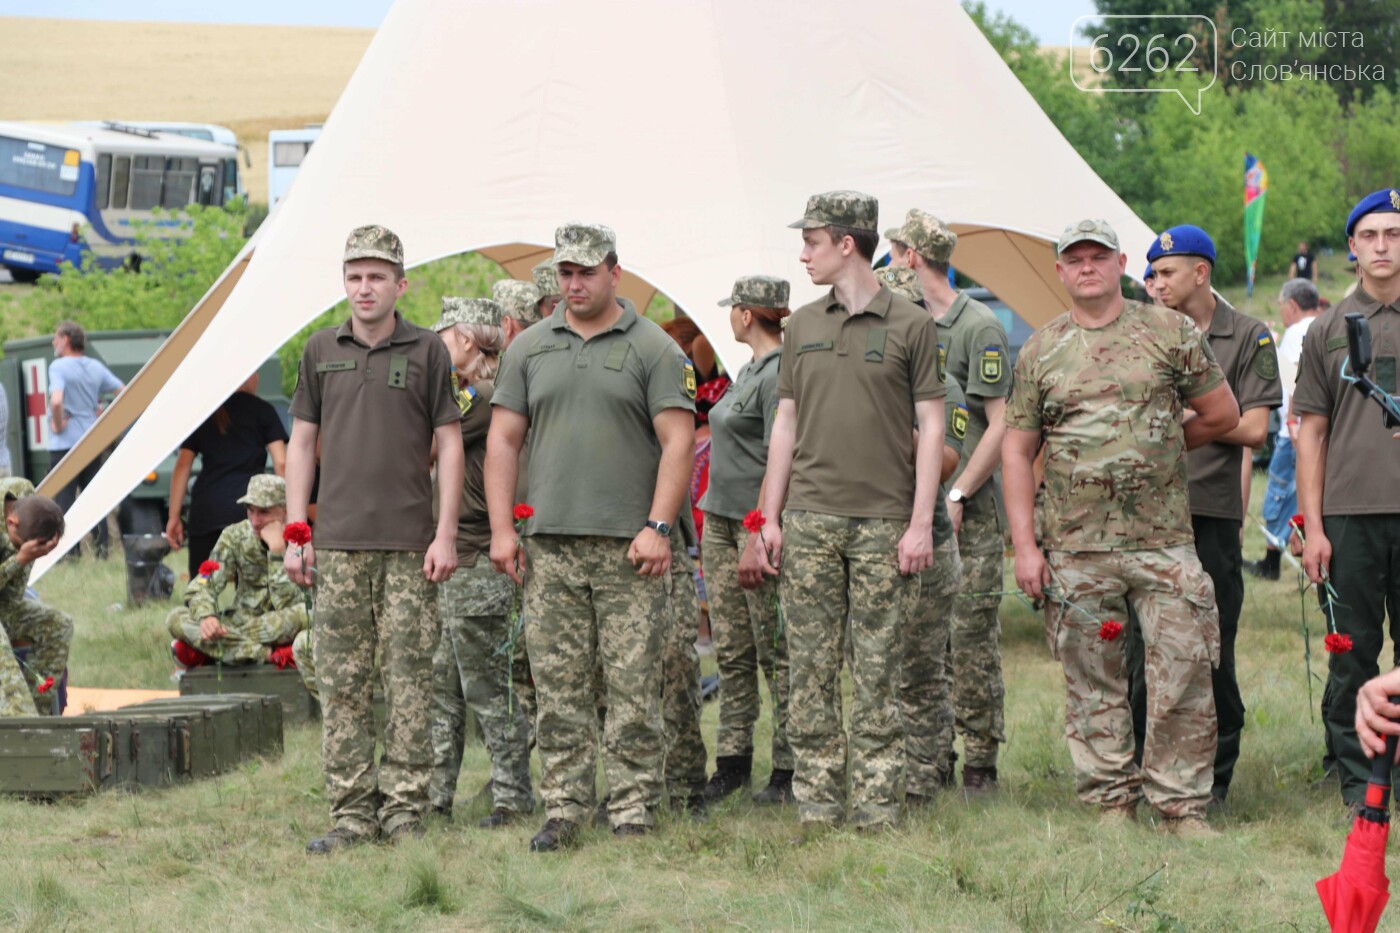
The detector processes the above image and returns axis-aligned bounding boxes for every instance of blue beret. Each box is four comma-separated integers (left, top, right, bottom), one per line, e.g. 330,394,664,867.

1346,188,1400,237
1146,224,1216,265
1143,264,1156,280
1348,250,1357,262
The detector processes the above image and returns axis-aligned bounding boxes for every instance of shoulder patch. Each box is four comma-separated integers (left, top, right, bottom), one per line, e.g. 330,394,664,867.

979,346,1005,383
1327,336,1349,352
951,404,969,439
1252,344,1278,381
938,342,947,379
683,360,697,400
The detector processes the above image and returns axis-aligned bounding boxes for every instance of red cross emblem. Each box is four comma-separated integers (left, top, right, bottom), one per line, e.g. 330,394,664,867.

22,358,47,449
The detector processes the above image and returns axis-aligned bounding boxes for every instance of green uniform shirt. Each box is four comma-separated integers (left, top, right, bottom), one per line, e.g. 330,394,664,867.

184,520,304,621
934,379,969,547
937,291,1012,524
777,285,945,521
454,376,494,566
1005,300,1224,552
1186,298,1281,521
492,298,696,538
699,347,780,521
289,312,460,550
1293,286,1400,514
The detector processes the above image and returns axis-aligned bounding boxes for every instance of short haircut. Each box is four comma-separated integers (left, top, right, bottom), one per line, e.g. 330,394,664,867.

13,495,64,543
604,251,619,270
56,320,85,351
1280,277,1320,311
826,225,878,263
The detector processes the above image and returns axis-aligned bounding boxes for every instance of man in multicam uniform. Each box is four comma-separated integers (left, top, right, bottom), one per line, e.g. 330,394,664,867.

486,222,695,851
167,474,309,666
0,480,60,716
758,191,944,832
286,225,463,854
1003,219,1239,837
888,208,1012,794
532,261,561,318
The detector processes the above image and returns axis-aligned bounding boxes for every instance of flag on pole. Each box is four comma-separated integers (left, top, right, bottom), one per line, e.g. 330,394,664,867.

1245,153,1268,297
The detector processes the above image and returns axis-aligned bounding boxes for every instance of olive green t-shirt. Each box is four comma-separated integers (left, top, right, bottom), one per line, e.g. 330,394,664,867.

934,379,969,547
1292,287,1400,514
491,298,696,538
1186,298,1281,521
937,291,1012,524
699,348,780,521
289,312,460,550
454,377,493,567
777,285,945,521
1004,301,1224,552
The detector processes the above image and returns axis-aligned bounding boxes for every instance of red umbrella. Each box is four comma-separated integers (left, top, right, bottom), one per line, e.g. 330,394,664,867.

1317,733,1397,932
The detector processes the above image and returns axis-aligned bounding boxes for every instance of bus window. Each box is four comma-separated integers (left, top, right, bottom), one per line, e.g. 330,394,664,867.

273,141,311,167
161,157,197,209
110,155,130,209
96,153,112,208
130,155,163,209
197,165,219,206
0,135,79,197
222,159,238,203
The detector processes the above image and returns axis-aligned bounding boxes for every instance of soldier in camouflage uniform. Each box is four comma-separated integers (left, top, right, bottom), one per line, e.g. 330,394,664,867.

0,487,59,716
661,507,707,811
532,261,561,318
888,208,1011,793
1003,219,1240,836
487,222,695,851
286,225,464,853
167,474,309,665
495,279,542,346
758,192,945,830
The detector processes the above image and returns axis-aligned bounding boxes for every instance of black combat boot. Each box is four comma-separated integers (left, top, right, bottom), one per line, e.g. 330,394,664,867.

1244,548,1281,581
702,754,752,801
752,768,794,805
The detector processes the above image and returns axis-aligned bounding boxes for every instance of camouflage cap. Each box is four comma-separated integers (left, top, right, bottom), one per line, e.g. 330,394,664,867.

1056,219,1120,254
875,266,923,303
552,222,616,267
788,190,879,233
434,296,502,332
236,473,285,509
493,279,542,324
718,274,790,309
0,477,35,502
884,209,957,264
343,224,404,265
532,260,559,297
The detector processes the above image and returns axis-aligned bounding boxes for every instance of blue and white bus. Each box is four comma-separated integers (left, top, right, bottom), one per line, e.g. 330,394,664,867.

0,121,241,282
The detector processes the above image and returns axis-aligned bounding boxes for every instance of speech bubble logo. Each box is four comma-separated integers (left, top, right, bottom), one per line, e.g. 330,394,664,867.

1070,15,1218,115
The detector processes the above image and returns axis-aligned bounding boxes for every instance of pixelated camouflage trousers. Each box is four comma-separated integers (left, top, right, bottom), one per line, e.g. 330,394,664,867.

662,542,706,799
782,511,914,827
6,599,72,714
429,559,534,814
949,508,1007,768
524,535,668,828
166,605,308,664
1045,547,1219,819
291,627,319,701
702,513,792,772
314,549,440,837
0,626,37,717
902,537,961,796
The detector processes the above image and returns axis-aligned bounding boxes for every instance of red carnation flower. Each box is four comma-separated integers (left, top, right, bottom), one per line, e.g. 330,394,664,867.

1324,632,1353,654
198,560,220,578
1098,619,1124,642
1290,514,1305,531
283,522,312,547
742,510,766,534
36,675,54,694
513,503,535,522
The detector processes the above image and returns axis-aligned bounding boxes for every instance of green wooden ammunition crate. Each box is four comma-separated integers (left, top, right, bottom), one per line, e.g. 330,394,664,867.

0,716,136,791
131,697,263,760
117,708,232,779
0,724,107,795
178,665,319,724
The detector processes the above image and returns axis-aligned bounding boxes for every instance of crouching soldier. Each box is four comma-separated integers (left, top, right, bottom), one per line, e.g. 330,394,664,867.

2,493,69,715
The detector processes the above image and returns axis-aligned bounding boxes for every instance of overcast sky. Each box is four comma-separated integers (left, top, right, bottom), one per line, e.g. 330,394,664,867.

1,0,1097,44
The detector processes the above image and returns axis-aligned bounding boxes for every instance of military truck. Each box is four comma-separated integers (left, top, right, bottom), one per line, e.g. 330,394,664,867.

1,329,289,535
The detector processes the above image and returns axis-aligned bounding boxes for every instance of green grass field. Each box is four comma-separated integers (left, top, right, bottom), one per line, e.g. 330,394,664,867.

0,479,1356,932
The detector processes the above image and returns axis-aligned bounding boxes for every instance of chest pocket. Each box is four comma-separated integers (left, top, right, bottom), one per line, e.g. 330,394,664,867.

730,383,759,415
604,343,631,371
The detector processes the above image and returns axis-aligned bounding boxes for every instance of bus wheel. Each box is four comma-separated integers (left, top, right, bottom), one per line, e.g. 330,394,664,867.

3,265,40,284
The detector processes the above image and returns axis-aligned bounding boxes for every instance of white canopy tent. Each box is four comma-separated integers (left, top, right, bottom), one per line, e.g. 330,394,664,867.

35,0,1157,579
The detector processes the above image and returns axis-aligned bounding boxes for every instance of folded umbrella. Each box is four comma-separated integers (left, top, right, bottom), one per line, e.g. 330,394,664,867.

1317,727,1397,933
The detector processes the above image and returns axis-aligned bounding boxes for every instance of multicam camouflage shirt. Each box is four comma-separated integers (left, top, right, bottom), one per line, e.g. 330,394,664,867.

184,520,304,621
1004,300,1224,552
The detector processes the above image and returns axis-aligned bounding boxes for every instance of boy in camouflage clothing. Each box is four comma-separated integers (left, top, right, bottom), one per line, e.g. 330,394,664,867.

167,474,309,666
1,492,69,715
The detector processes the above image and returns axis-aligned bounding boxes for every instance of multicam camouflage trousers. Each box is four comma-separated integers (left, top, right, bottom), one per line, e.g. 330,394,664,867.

1045,546,1219,819
314,549,440,837
949,508,1006,769
429,558,534,815
662,540,706,801
6,599,72,714
782,511,914,827
166,605,309,663
902,536,961,797
702,513,792,773
524,535,668,828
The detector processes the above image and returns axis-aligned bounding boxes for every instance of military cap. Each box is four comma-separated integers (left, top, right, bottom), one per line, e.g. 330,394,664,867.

493,279,542,324
1346,188,1400,237
552,222,616,267
434,296,502,332
532,260,559,297
236,474,285,509
718,274,790,309
343,224,404,265
1146,224,1215,265
884,209,957,264
789,190,879,233
875,266,923,303
1056,219,1120,254
1143,264,1156,281
0,477,35,502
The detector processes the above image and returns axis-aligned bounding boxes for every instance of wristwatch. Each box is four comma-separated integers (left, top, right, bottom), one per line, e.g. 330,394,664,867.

645,519,672,536
948,488,967,504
